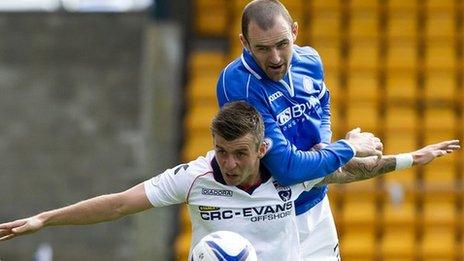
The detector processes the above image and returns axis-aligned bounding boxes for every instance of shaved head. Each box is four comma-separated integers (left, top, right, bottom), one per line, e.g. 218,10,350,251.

241,0,293,41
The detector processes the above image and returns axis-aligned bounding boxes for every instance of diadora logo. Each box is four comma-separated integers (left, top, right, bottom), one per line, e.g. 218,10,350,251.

201,188,233,197
276,99,320,126
268,91,283,102
198,206,220,211
273,181,292,202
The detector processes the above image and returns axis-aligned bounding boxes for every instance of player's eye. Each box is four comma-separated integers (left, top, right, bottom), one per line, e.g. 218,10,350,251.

277,41,288,49
256,46,269,52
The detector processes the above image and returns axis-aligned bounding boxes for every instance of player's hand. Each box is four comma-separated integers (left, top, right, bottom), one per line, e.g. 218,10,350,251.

0,216,44,241
411,140,460,166
345,128,383,159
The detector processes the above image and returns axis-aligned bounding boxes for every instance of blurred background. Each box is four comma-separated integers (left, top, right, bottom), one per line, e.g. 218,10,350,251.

0,0,463,260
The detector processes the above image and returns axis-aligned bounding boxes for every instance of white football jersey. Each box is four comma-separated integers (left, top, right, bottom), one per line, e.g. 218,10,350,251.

144,151,322,260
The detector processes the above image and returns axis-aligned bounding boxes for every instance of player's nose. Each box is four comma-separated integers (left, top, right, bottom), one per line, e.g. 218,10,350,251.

223,156,237,170
268,48,281,64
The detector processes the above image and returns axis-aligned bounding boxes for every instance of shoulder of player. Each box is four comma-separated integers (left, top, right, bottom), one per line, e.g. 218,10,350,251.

218,58,256,101
292,45,323,68
170,151,215,180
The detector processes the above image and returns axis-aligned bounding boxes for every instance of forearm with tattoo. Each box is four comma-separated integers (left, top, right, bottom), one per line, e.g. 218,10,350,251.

319,156,397,185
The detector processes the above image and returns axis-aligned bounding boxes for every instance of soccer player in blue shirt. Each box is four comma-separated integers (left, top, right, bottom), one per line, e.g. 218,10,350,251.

216,0,459,259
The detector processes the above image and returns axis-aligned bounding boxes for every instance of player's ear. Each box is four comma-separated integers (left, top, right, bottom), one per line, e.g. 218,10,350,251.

258,141,267,159
239,33,250,50
291,21,298,42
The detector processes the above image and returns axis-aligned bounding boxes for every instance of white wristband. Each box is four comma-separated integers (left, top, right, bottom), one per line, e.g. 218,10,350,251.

395,153,414,171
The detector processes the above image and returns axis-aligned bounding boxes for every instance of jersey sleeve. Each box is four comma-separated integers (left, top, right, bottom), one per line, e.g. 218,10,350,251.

144,163,193,207
260,105,355,186
318,83,332,144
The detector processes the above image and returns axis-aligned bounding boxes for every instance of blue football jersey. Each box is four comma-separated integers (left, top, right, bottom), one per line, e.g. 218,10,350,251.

217,46,355,214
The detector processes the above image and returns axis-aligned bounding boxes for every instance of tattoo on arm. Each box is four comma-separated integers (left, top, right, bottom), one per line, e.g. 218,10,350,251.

320,156,396,185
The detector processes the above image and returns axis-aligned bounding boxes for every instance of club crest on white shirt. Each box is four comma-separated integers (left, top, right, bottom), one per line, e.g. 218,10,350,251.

273,181,292,202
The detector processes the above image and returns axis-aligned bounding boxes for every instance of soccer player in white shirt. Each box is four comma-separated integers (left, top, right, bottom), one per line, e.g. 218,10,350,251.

0,102,459,260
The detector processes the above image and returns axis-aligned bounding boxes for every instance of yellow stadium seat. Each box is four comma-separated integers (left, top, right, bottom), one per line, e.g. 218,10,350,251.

424,107,456,131
194,0,228,37
324,71,341,101
424,70,456,102
308,11,341,40
422,192,456,227
342,200,377,226
341,182,378,226
311,0,341,10
346,101,378,132
232,0,249,10
385,106,417,131
386,39,417,70
329,104,344,136
348,41,379,70
187,75,220,106
346,70,378,102
420,227,456,260
180,204,191,228
383,190,416,226
381,226,416,259
174,230,191,261
387,0,418,11
350,0,379,10
189,51,226,76
281,0,305,29
310,39,341,70
424,42,456,70
340,228,376,260
383,257,415,261
425,12,456,40
387,10,417,39
349,11,379,39
384,130,417,152
182,135,213,161
385,70,418,102
423,155,456,187
426,0,456,11
384,168,416,187
227,10,244,58
184,106,218,134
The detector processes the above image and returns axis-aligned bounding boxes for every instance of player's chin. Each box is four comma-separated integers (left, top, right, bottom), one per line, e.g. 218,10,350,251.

266,68,285,81
224,175,241,186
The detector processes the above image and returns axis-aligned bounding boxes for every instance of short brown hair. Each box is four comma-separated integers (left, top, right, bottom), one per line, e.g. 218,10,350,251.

211,101,264,149
241,0,293,40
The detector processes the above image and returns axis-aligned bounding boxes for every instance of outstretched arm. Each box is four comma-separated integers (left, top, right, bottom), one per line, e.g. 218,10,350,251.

0,183,151,241
318,139,460,185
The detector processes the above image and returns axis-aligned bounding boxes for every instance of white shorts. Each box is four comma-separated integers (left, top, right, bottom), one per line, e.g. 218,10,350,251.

297,195,340,261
